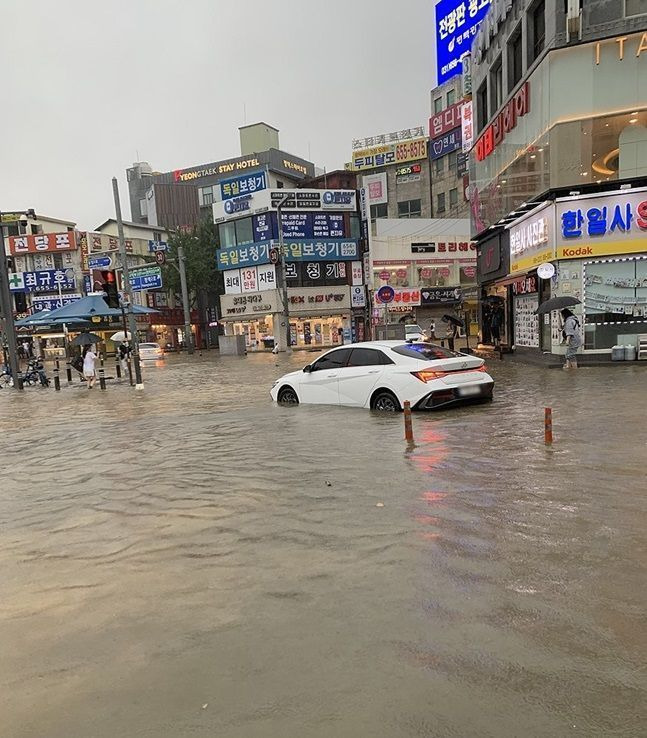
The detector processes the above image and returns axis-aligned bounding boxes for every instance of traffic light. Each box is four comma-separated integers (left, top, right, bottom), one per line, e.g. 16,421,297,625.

101,270,119,308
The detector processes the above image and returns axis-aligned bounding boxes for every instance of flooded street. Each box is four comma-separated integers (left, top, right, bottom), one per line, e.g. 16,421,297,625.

1,353,646,737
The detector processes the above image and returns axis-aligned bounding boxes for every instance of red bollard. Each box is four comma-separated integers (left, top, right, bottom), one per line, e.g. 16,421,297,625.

544,407,553,445
404,400,414,444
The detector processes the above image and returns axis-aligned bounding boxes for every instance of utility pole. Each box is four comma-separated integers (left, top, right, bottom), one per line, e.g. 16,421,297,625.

0,216,22,390
177,244,193,354
112,177,143,389
275,196,292,353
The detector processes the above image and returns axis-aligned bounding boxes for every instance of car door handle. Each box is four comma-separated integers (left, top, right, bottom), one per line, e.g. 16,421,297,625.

326,373,338,377
367,370,380,374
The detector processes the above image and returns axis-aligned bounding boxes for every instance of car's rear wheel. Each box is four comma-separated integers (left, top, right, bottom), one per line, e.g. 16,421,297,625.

278,386,299,405
371,390,401,412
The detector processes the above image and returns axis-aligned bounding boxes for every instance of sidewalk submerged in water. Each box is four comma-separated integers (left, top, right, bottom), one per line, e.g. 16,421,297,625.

473,345,647,368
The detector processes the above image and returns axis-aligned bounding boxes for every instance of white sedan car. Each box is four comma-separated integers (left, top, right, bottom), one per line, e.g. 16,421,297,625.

138,342,164,360
270,341,494,411
404,324,426,342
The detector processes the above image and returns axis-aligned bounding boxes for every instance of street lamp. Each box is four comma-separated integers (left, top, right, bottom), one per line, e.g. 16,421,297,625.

275,194,292,353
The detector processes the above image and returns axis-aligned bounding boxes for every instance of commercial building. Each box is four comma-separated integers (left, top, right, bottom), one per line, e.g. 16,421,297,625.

126,123,315,230
370,218,478,335
214,187,366,349
467,0,647,358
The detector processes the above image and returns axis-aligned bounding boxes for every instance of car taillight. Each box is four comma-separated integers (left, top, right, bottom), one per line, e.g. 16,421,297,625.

411,369,448,383
477,365,487,372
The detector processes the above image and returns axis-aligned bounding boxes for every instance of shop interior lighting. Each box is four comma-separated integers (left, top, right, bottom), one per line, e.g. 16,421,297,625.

629,118,638,124
530,154,536,159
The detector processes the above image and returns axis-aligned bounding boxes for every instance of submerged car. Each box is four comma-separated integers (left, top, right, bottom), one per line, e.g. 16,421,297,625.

138,342,164,360
270,341,494,411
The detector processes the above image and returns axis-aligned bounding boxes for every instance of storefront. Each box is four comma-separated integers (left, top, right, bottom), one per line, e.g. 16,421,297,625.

476,229,511,346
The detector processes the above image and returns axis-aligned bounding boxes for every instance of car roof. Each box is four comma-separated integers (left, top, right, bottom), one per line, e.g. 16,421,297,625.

326,340,428,351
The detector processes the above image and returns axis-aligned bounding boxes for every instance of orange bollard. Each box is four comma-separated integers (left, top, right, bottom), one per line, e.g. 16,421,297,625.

404,400,414,444
544,407,553,445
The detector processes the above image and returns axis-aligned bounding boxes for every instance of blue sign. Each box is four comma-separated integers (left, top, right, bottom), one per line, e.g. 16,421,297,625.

429,127,462,159
376,285,395,304
435,0,491,85
148,240,168,252
9,269,76,293
253,213,276,242
220,171,267,200
129,267,163,292
216,239,360,270
224,195,252,215
83,275,92,295
251,212,346,242
88,255,112,269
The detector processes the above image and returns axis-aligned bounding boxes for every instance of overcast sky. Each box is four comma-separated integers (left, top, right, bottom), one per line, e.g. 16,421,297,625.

1,0,436,229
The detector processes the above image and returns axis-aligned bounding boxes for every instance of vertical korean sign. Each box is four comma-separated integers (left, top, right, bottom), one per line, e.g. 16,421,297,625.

435,0,491,85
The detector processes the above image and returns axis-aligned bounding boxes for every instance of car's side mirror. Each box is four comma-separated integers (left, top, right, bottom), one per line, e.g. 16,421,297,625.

303,364,312,373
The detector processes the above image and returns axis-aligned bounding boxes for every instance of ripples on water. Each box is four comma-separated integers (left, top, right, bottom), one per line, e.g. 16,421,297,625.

1,353,646,737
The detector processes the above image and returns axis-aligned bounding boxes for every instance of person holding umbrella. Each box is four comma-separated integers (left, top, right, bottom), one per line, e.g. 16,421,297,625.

82,345,98,389
561,309,582,370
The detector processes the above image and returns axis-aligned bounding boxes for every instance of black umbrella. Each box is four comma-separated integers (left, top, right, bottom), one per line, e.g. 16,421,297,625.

71,332,102,346
534,296,581,315
441,314,465,327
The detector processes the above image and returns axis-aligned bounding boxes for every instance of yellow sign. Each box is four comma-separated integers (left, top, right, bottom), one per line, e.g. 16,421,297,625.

350,137,428,171
558,237,647,260
0,213,23,222
511,246,556,274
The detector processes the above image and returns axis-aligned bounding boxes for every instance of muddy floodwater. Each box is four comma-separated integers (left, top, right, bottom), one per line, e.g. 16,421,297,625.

1,352,646,737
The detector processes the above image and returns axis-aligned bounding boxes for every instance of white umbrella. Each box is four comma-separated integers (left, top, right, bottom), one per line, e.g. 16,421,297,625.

110,331,132,342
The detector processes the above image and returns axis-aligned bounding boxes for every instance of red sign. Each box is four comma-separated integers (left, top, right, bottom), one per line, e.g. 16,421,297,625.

436,241,476,253
420,268,432,278
429,100,466,138
8,231,77,255
462,266,476,278
439,267,450,277
375,288,421,306
396,269,407,278
475,82,530,162
379,270,390,280
512,275,538,295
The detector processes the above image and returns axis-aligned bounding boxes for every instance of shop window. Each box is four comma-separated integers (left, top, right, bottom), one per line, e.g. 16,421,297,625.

490,57,503,113
347,348,394,367
235,217,253,246
311,348,352,371
198,186,214,207
434,157,444,176
476,81,488,132
447,151,457,174
370,203,388,221
529,0,546,63
625,0,647,16
139,198,147,217
508,25,523,92
436,192,446,213
434,97,443,114
449,188,458,208
446,89,455,107
397,199,422,218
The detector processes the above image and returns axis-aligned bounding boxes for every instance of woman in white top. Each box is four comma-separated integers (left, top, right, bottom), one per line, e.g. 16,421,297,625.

82,346,98,389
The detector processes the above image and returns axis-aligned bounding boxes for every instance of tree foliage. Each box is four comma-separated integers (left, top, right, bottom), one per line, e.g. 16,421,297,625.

163,217,221,308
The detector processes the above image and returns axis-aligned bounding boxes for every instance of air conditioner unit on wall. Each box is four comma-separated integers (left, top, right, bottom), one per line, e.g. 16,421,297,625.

567,0,582,40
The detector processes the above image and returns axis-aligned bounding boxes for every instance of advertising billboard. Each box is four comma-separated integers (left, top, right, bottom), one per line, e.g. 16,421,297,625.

435,0,491,86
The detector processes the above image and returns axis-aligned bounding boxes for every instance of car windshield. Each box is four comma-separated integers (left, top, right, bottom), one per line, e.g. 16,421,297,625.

392,343,461,360
140,343,159,349
405,325,422,333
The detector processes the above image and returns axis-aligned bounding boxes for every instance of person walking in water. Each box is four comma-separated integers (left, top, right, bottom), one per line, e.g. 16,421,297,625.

82,345,98,389
561,309,582,370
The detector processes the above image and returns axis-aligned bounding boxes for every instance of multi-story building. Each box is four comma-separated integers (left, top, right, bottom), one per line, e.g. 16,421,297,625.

126,123,315,230
214,187,366,349
468,0,647,358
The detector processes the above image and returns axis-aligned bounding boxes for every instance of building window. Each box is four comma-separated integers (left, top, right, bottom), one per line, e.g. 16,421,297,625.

370,203,388,221
476,81,488,132
529,0,546,63
153,231,163,242
53,253,64,269
235,217,254,246
434,157,445,176
446,89,455,107
276,181,284,188
434,97,443,114
490,57,503,113
447,151,457,173
198,186,214,207
218,221,236,248
449,188,458,208
139,198,147,217
625,0,647,16
436,193,446,213
509,25,523,91
398,199,422,218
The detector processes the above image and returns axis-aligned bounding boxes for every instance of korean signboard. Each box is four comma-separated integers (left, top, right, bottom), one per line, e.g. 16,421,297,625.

351,286,366,308
475,82,530,162
435,0,491,85
374,288,421,306
350,138,428,172
362,172,388,205
460,100,474,153
509,203,555,275
8,231,77,255
216,239,360,270
129,266,163,291
219,171,267,200
31,293,82,312
511,275,538,295
420,287,462,305
224,264,277,295
8,269,76,293
352,127,426,150
220,290,280,319
430,127,462,160
285,261,349,285
278,213,345,239
429,100,466,138
555,190,647,260
287,286,351,314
